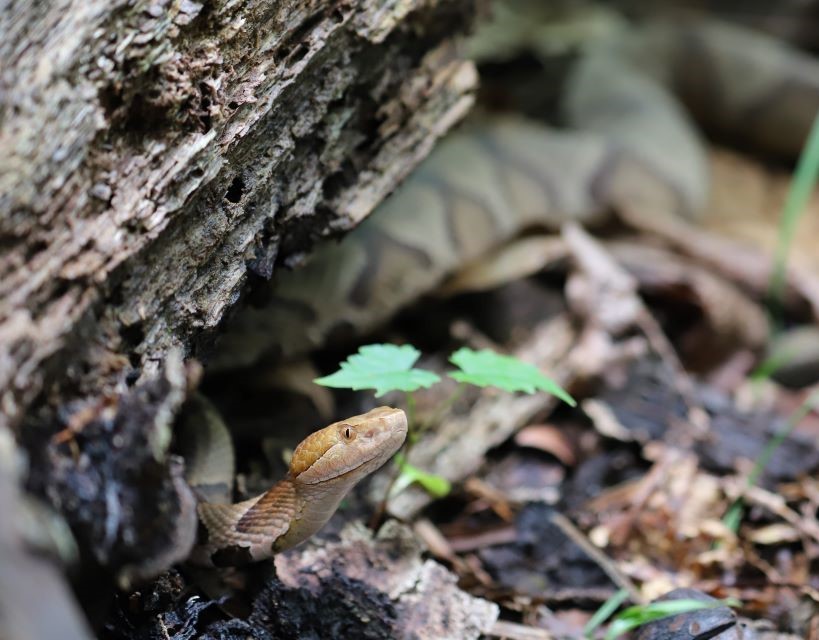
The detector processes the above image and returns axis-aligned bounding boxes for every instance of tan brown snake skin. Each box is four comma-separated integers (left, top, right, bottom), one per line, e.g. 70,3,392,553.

209,18,819,371
188,406,407,567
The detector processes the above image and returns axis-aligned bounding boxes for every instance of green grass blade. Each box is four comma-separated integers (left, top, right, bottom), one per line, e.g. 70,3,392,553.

605,598,740,640
768,112,819,326
584,589,629,638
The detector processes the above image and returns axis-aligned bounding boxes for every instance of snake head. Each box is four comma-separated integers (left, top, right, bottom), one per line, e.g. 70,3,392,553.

289,406,407,485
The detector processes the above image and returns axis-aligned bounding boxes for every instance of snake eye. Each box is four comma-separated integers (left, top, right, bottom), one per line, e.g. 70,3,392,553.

339,424,356,442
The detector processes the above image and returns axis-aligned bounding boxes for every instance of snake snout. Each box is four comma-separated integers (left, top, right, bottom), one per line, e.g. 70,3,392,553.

377,406,408,435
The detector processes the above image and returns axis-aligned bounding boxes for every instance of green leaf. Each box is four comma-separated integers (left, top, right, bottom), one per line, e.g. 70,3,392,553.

391,454,451,498
314,343,440,397
448,347,576,406
604,598,741,640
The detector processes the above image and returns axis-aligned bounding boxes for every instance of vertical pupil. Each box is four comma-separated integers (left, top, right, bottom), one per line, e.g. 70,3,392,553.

345,428,350,438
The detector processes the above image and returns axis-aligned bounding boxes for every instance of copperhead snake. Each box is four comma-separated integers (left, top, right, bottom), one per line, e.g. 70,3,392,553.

183,402,406,566
188,11,819,564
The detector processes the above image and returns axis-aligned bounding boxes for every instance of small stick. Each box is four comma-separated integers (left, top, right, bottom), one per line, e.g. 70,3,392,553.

549,511,643,604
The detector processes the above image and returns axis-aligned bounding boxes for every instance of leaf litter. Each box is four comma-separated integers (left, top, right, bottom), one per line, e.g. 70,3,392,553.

102,34,819,640
107,153,819,639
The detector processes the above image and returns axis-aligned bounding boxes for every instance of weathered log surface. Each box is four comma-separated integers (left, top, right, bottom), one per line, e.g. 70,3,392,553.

1,2,477,633
0,0,478,431
105,521,499,639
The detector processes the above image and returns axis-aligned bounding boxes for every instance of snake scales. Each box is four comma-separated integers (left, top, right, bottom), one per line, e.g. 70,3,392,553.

188,12,819,564
209,17,819,371
182,400,406,566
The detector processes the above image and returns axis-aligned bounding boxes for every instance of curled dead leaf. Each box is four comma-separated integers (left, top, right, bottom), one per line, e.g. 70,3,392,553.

514,424,576,466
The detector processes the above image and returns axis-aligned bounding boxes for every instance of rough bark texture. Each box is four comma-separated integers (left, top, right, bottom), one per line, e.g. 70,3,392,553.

104,522,499,639
0,0,478,433
1,2,478,636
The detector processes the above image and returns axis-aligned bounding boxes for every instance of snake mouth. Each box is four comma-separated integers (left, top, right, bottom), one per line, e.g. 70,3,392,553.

296,435,403,485
302,457,376,485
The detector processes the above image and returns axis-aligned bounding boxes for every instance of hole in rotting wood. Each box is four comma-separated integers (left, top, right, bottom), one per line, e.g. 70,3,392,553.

119,321,145,348
24,237,49,261
119,321,145,372
276,8,326,66
285,43,310,66
322,164,356,202
224,175,245,203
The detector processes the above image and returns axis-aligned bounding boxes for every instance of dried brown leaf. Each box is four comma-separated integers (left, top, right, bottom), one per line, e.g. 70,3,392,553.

514,424,576,466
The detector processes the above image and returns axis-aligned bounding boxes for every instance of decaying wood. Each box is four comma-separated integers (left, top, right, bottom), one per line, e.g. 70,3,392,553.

275,520,500,640
0,0,479,432
0,429,92,640
112,520,498,638
1,2,479,634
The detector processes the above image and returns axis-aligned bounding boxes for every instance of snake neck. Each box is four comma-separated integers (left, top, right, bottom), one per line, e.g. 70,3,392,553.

271,478,352,552
187,406,407,566
191,479,298,566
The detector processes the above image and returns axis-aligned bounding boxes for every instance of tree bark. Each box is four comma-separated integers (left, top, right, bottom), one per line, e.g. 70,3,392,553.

0,1,478,634
0,0,478,432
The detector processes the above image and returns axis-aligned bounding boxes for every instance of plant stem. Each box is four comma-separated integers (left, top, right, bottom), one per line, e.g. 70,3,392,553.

405,391,416,431
420,383,466,433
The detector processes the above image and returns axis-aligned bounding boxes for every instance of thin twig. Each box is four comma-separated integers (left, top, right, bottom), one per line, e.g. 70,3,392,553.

636,308,709,435
549,511,643,604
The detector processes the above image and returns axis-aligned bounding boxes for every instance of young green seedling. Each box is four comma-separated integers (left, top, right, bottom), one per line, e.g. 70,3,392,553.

449,347,576,405
314,343,441,397
315,342,575,498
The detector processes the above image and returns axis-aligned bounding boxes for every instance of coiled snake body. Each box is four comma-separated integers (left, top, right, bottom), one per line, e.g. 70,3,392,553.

210,18,819,370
